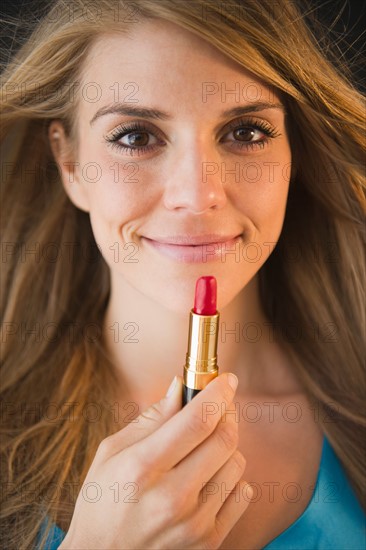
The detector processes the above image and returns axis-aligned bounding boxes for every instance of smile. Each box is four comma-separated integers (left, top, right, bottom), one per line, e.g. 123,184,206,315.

141,234,243,263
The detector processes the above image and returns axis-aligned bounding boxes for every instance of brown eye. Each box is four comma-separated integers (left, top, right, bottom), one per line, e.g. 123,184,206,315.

220,117,280,152
124,132,150,147
105,121,165,157
233,128,257,142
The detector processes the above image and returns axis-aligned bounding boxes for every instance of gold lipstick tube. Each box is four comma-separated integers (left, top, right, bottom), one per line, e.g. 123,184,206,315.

182,310,220,405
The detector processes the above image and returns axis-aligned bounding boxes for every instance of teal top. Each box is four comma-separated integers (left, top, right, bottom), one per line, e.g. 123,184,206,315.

36,436,365,549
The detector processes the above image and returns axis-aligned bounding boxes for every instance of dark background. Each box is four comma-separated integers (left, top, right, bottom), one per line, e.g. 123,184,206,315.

1,0,365,90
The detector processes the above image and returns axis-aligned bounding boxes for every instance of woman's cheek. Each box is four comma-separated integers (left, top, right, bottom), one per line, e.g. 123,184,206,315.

81,160,140,216
234,160,290,241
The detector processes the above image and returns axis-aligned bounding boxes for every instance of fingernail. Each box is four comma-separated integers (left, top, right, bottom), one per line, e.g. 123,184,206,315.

227,373,238,391
166,376,177,397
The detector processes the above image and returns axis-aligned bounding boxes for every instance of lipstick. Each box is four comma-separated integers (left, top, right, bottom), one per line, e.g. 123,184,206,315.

182,276,220,406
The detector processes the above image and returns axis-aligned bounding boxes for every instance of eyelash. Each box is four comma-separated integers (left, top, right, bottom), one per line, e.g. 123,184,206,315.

105,117,281,157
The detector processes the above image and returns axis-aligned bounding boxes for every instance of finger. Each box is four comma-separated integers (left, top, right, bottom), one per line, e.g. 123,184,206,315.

165,459,251,550
212,479,253,544
198,450,249,517
127,372,238,472
170,402,239,494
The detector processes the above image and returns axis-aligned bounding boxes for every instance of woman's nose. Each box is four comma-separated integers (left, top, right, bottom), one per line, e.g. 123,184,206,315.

162,140,228,214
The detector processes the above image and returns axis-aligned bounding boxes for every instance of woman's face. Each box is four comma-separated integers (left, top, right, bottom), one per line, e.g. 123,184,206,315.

54,20,292,314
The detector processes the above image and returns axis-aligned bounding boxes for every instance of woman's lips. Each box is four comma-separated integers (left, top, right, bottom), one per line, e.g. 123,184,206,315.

141,234,243,263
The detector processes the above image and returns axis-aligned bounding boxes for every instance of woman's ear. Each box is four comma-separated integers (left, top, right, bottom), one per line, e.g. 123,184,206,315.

48,120,90,213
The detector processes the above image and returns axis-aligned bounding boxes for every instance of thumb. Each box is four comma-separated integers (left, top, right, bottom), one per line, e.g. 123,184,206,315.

105,375,183,453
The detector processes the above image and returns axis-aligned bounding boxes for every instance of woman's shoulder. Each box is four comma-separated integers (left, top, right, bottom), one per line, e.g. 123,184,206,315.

220,391,365,549
261,435,366,549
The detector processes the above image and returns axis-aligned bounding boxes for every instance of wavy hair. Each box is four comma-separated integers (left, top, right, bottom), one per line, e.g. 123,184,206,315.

1,1,365,548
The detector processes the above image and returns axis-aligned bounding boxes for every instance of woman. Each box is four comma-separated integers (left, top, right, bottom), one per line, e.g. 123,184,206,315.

1,0,365,548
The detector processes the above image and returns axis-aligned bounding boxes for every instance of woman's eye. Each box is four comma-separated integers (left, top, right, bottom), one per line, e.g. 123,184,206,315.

228,127,264,142
105,122,163,157
119,130,157,148
222,126,270,149
221,122,279,151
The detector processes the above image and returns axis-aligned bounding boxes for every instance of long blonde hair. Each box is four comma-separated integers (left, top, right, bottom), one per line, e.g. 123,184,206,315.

1,1,365,548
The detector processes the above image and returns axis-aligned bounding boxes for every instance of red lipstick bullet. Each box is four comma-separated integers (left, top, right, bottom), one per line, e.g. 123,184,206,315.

193,276,217,315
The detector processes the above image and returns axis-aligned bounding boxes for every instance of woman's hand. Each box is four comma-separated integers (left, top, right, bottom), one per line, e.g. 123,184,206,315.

59,373,252,549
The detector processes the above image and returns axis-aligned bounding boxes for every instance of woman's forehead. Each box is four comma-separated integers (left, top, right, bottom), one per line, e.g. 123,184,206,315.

78,27,281,117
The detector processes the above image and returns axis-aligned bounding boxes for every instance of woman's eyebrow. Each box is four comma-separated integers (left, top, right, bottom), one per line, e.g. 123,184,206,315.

89,101,285,126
